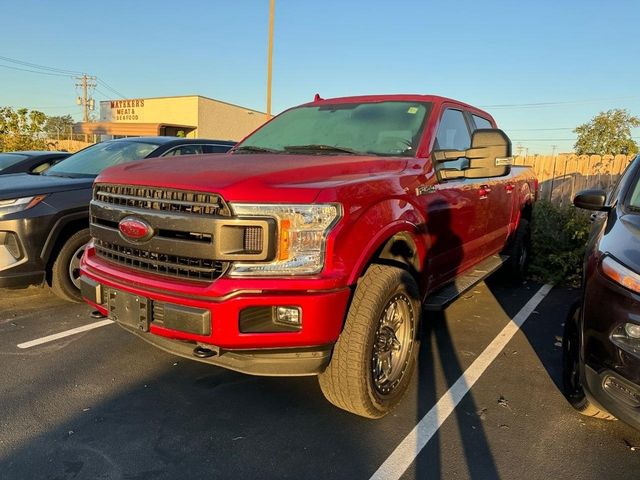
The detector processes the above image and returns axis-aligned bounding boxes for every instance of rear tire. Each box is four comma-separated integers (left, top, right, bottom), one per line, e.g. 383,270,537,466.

504,219,530,283
562,303,616,420
318,264,420,418
50,228,90,303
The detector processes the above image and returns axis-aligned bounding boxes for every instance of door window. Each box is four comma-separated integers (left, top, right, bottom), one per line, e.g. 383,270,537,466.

204,144,233,153
435,109,471,151
162,145,204,156
472,114,493,130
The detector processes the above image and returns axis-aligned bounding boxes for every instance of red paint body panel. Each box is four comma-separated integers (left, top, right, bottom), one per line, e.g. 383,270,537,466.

82,94,535,361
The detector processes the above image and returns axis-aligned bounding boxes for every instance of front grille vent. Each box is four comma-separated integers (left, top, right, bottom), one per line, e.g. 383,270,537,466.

94,184,227,216
95,240,226,282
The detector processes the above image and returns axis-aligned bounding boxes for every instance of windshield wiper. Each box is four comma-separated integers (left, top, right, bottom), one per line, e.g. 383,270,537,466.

233,145,283,154
42,172,73,178
283,144,360,155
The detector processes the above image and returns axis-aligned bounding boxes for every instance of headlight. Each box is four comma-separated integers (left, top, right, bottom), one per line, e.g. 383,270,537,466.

601,256,640,294
228,203,341,276
0,195,46,216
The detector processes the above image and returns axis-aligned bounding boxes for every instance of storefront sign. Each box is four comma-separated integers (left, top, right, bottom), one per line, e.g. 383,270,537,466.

110,99,145,121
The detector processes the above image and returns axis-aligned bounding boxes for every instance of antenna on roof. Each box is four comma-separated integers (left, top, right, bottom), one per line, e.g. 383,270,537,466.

314,93,323,102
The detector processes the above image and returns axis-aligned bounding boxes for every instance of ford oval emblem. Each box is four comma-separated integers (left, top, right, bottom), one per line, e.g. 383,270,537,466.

118,216,154,242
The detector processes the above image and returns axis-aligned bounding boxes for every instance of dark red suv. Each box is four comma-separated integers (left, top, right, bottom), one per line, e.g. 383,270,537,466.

564,154,640,429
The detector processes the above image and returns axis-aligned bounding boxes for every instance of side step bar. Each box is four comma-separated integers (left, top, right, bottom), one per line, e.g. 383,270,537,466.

423,254,508,311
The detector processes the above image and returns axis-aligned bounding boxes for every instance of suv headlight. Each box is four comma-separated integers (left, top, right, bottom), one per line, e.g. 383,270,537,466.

0,195,46,216
228,203,341,276
601,255,640,293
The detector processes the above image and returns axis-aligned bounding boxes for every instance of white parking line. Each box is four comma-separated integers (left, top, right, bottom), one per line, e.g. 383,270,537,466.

370,283,553,480
16,319,115,349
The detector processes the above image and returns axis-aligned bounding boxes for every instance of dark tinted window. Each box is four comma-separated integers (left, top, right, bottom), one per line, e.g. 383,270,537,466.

626,157,640,209
45,141,159,177
435,109,471,150
472,114,493,130
0,153,28,171
162,145,204,156
205,144,234,153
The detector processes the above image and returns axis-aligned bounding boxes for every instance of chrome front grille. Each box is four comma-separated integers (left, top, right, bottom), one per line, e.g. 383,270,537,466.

95,239,226,282
94,184,228,216
91,184,274,282
91,184,231,282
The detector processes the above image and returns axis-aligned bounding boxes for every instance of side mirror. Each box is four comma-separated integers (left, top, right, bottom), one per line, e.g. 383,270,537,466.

433,129,513,180
574,189,610,211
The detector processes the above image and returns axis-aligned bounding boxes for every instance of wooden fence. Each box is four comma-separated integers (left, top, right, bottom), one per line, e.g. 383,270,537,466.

46,138,93,152
513,154,636,206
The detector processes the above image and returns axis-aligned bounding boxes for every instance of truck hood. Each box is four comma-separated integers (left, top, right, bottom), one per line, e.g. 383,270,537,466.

0,173,93,200
95,153,408,203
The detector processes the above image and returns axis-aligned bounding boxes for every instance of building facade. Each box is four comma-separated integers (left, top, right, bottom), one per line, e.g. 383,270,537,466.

74,95,268,141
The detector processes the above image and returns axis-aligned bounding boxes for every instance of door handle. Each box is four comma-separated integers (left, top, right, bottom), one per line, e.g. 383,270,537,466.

479,185,491,198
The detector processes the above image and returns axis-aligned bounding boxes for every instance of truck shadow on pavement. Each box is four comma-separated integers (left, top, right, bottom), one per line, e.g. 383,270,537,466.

415,310,501,479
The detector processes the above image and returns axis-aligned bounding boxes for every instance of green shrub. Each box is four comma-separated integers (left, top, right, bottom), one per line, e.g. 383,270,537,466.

528,200,592,286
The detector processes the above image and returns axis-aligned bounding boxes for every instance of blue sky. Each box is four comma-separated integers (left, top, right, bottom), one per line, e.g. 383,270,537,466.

2,0,639,153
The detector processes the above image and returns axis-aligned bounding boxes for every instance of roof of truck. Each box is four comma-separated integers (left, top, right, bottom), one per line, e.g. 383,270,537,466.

304,94,482,110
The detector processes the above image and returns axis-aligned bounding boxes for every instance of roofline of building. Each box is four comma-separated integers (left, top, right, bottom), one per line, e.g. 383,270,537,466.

100,94,266,115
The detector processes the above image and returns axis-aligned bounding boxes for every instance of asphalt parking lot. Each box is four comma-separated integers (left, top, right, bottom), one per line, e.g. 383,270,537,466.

1,279,640,480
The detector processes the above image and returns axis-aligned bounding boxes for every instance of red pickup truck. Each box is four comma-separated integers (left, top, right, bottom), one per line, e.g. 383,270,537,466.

80,95,536,418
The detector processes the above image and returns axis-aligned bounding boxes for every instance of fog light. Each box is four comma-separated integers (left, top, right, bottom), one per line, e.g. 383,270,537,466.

625,323,640,339
275,306,302,327
2,232,21,259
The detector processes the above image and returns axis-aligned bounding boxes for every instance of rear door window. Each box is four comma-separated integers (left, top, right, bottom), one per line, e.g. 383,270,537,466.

162,145,205,156
204,144,233,153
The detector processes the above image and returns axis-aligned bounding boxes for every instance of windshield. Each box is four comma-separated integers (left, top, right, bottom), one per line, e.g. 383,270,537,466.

236,101,432,157
0,153,29,171
44,141,159,177
628,160,640,210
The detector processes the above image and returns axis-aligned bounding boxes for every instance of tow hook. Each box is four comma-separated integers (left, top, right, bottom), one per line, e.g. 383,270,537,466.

193,345,218,358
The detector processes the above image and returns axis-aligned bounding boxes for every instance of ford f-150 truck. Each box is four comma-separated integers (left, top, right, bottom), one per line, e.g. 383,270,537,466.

79,95,536,418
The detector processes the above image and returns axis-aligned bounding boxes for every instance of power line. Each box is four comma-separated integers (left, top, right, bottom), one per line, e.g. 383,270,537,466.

506,127,574,131
0,54,127,102
93,87,111,98
27,105,78,109
97,79,126,99
0,54,82,75
512,137,640,141
481,96,640,109
0,63,71,77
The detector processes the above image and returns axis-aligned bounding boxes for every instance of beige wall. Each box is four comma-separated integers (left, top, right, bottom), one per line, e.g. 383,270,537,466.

147,97,200,137
100,96,267,141
197,97,268,141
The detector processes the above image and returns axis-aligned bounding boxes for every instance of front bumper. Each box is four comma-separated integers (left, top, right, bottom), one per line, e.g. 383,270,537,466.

80,258,352,376
584,366,640,429
582,266,640,429
0,216,50,288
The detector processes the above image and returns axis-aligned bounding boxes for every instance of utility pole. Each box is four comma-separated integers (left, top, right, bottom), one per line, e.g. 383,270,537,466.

266,0,275,118
551,144,557,157
75,74,96,141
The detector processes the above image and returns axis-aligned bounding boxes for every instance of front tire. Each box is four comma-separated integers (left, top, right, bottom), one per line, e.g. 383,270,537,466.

562,303,616,420
318,264,420,418
50,228,90,303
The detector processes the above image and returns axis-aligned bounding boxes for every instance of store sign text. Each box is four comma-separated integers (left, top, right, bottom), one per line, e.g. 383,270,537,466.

111,99,145,121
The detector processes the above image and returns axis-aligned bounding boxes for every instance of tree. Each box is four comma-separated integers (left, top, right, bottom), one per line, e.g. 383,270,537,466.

44,114,74,140
574,109,640,155
0,107,48,151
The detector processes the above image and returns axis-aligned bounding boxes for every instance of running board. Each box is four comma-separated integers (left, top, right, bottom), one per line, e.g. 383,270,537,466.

423,254,508,311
